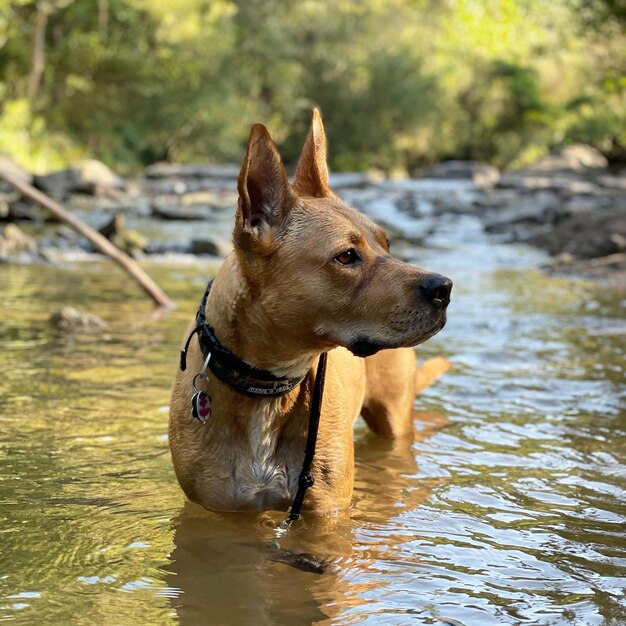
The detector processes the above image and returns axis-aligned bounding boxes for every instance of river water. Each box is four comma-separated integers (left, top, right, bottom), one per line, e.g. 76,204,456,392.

1,182,625,625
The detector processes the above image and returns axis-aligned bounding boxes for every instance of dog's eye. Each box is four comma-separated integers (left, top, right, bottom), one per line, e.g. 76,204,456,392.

335,249,359,265
386,238,391,251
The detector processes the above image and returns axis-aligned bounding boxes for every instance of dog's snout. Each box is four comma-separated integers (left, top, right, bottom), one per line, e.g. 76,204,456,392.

419,274,452,308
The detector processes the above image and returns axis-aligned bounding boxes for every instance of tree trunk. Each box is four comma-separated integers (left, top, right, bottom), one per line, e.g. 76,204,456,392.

98,0,109,37
28,5,48,103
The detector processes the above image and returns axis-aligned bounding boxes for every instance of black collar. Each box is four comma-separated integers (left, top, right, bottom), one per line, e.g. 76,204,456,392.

179,279,307,398
178,277,328,522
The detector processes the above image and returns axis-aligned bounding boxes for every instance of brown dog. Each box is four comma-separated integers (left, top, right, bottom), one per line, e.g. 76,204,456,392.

169,110,452,515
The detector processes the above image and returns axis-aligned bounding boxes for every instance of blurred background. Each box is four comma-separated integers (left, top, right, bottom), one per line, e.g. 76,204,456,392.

1,0,625,175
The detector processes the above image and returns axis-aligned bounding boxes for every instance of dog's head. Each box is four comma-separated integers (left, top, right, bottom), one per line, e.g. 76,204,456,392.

232,110,452,358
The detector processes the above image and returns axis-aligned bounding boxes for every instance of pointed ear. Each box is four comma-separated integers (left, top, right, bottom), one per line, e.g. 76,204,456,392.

292,108,331,198
236,124,295,240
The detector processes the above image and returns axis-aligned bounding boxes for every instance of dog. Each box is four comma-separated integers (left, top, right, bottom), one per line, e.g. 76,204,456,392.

169,109,452,515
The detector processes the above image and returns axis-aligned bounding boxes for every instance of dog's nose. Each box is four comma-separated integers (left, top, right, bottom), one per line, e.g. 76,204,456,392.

419,274,452,308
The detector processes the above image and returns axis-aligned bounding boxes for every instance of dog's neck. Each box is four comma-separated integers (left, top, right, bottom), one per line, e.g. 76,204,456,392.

204,256,320,380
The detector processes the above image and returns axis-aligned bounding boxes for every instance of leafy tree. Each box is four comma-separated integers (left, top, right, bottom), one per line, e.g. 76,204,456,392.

0,0,624,172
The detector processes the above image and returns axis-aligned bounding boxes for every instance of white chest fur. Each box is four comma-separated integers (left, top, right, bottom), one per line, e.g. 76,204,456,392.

233,399,297,508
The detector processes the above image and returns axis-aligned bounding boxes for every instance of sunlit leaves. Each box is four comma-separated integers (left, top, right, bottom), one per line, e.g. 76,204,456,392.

0,0,624,172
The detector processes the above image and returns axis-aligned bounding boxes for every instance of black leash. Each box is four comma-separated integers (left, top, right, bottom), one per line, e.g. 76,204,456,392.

180,278,327,521
286,351,327,523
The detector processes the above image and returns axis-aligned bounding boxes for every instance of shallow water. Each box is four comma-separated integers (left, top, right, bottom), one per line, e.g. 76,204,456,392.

1,188,625,625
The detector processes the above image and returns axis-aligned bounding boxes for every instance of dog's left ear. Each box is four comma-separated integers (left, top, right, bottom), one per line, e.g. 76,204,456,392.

235,123,295,247
292,108,331,198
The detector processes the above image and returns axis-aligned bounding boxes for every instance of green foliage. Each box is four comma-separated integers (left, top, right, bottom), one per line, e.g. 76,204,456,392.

452,60,561,168
0,0,624,173
0,98,84,169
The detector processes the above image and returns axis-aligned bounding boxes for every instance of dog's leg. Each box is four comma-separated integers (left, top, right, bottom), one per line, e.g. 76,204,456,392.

361,349,451,438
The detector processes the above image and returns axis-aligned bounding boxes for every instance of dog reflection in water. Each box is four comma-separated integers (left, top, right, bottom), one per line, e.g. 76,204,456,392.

165,412,450,624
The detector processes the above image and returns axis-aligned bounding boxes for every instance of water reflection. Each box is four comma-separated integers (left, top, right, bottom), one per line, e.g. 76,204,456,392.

166,412,444,625
167,505,337,625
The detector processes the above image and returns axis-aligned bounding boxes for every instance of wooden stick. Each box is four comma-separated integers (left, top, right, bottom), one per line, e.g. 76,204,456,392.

0,171,176,309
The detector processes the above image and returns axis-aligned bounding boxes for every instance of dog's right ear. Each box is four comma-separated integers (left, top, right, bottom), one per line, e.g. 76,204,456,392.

235,124,295,251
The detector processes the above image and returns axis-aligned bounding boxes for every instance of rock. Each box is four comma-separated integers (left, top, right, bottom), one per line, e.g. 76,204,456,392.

470,189,521,210
484,190,563,233
560,144,608,169
55,225,82,244
419,161,500,187
180,190,236,210
144,163,240,179
596,175,626,191
34,160,125,197
151,202,215,221
141,178,190,195
547,252,576,267
94,211,146,257
529,206,626,259
115,229,148,257
189,236,233,257
497,174,601,195
0,192,23,220
544,250,626,281
49,306,107,331
497,173,552,191
0,155,33,192
519,144,608,175
144,241,190,255
98,212,125,239
328,172,380,189
0,224,39,261
497,145,610,196
395,192,418,214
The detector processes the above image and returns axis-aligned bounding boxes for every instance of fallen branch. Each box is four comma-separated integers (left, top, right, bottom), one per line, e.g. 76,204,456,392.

0,170,175,309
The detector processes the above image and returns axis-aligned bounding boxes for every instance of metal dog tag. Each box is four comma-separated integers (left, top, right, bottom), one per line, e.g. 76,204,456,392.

191,352,212,424
191,389,212,424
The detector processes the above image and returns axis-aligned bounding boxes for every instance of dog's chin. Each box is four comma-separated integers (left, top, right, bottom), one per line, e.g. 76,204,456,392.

348,314,447,358
348,338,387,358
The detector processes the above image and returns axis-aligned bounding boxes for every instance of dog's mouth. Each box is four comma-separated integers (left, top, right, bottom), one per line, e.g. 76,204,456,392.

348,312,447,358
349,338,387,358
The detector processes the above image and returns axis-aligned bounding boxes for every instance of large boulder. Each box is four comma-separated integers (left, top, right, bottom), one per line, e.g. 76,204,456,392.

34,160,125,197
419,161,500,188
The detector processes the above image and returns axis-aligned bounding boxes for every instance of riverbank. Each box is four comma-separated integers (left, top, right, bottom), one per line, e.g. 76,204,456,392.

1,144,624,283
